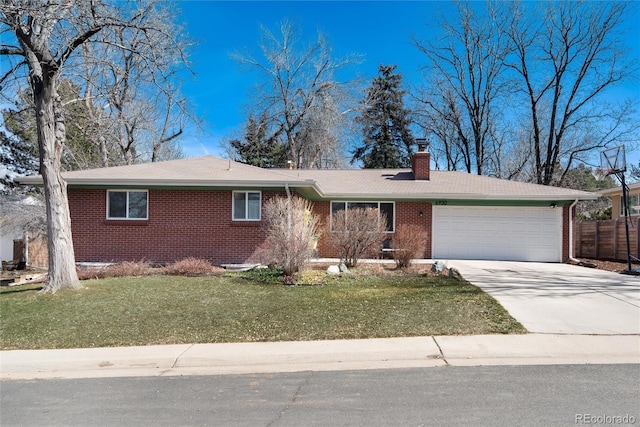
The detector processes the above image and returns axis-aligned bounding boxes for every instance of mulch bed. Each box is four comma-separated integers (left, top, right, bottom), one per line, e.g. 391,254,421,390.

573,258,639,273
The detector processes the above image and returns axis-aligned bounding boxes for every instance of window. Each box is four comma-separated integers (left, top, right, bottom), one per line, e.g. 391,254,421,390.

107,190,148,220
233,191,261,220
330,201,395,232
621,194,640,216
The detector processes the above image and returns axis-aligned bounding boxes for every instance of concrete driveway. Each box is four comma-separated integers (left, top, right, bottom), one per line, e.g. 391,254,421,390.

447,260,640,335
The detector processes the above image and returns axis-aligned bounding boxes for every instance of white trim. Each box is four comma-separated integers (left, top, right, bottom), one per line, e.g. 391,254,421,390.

106,189,149,220
232,190,262,221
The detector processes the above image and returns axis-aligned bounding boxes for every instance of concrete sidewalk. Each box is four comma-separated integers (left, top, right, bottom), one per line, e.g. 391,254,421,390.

1,335,638,381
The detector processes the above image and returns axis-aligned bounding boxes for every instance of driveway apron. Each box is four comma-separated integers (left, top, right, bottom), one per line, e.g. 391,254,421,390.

447,261,640,335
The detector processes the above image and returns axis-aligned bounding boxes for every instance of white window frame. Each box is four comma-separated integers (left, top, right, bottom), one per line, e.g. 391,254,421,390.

621,193,640,216
106,190,148,220
232,191,262,221
330,201,395,233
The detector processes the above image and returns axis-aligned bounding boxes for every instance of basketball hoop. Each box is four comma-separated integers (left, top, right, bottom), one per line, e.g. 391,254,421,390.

600,145,626,176
600,145,634,273
593,168,606,181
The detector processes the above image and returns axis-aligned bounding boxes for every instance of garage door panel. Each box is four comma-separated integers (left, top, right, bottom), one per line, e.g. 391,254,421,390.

433,206,561,262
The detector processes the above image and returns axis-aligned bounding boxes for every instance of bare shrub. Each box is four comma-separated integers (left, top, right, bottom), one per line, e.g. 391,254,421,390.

77,261,153,280
260,196,321,279
164,258,220,276
391,225,429,268
326,208,387,267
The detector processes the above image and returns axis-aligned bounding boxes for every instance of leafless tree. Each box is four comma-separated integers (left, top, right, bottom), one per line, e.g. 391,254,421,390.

0,1,191,292
413,1,511,175
79,12,192,165
326,208,387,268
260,196,320,281
232,20,360,169
504,1,639,185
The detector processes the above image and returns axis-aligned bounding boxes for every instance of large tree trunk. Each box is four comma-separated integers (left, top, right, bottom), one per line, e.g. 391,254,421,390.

33,73,81,292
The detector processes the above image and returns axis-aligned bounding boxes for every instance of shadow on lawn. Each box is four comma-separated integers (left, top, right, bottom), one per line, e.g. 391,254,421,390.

0,286,44,295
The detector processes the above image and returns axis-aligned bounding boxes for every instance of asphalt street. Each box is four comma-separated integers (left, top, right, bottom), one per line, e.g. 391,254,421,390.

2,364,639,427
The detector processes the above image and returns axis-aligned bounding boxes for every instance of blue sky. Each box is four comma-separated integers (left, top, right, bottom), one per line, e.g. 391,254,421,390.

177,0,459,156
177,0,640,169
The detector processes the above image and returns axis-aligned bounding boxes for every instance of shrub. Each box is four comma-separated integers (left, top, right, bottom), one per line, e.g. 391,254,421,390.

164,258,218,276
260,196,321,279
391,224,429,268
77,261,154,280
326,208,387,267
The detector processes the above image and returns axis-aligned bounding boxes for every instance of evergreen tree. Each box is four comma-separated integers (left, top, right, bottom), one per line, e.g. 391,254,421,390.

0,130,39,195
230,112,288,168
352,65,415,168
631,163,640,182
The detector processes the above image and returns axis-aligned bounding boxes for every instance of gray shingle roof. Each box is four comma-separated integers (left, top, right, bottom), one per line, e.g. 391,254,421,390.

18,155,598,201
288,168,598,200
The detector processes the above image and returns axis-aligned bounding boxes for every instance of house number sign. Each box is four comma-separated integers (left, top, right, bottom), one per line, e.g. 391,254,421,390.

435,200,448,205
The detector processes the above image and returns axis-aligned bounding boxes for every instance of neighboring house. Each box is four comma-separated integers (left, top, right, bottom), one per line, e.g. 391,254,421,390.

0,195,45,264
19,149,598,265
599,182,640,219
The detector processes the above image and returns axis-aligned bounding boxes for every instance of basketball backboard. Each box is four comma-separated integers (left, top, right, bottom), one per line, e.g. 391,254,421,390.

600,145,626,175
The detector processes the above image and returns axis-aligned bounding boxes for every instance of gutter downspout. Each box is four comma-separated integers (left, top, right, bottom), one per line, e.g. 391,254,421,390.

569,199,581,264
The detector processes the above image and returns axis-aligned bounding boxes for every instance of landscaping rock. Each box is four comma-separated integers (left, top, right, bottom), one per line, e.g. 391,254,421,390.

327,265,340,275
339,263,349,273
431,260,446,274
448,267,464,281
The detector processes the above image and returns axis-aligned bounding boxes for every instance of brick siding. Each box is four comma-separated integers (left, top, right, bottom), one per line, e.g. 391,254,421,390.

70,187,568,264
69,189,435,265
69,189,285,265
313,200,433,259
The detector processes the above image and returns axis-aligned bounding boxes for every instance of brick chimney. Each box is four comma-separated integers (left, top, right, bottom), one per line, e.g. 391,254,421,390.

411,139,430,180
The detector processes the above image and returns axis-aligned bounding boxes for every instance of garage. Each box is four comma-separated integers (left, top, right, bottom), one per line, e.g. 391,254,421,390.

432,206,562,262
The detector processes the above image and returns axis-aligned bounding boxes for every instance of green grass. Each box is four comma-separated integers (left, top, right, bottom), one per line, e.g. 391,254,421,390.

0,269,525,350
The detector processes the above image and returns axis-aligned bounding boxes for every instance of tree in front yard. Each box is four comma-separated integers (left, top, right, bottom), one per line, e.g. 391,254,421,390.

261,196,321,281
0,1,191,292
327,208,387,267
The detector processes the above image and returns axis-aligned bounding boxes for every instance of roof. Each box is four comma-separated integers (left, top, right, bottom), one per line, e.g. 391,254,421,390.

18,155,599,201
599,181,640,197
19,156,314,188
287,168,597,201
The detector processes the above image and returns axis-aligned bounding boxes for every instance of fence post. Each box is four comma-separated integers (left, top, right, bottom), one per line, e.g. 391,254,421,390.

613,219,619,261
594,221,600,259
576,221,581,257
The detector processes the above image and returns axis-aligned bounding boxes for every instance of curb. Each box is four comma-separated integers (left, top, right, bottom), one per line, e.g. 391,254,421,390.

1,335,638,381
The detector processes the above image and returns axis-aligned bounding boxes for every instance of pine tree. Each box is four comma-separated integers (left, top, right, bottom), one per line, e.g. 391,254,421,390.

230,112,288,168
0,130,39,195
352,65,415,168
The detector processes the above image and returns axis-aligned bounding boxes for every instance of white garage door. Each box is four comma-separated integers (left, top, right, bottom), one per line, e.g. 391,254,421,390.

432,206,562,262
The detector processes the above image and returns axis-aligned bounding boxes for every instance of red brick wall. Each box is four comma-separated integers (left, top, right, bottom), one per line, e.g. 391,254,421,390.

68,189,286,265
312,200,433,259
411,152,430,180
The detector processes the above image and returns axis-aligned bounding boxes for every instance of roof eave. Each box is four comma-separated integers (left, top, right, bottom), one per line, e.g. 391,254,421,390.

316,192,599,201
16,176,316,188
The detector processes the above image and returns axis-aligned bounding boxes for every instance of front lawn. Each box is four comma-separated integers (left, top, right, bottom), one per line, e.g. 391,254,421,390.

0,267,526,350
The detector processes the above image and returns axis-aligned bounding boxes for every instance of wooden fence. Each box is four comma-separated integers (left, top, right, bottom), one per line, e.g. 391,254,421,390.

574,217,639,261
